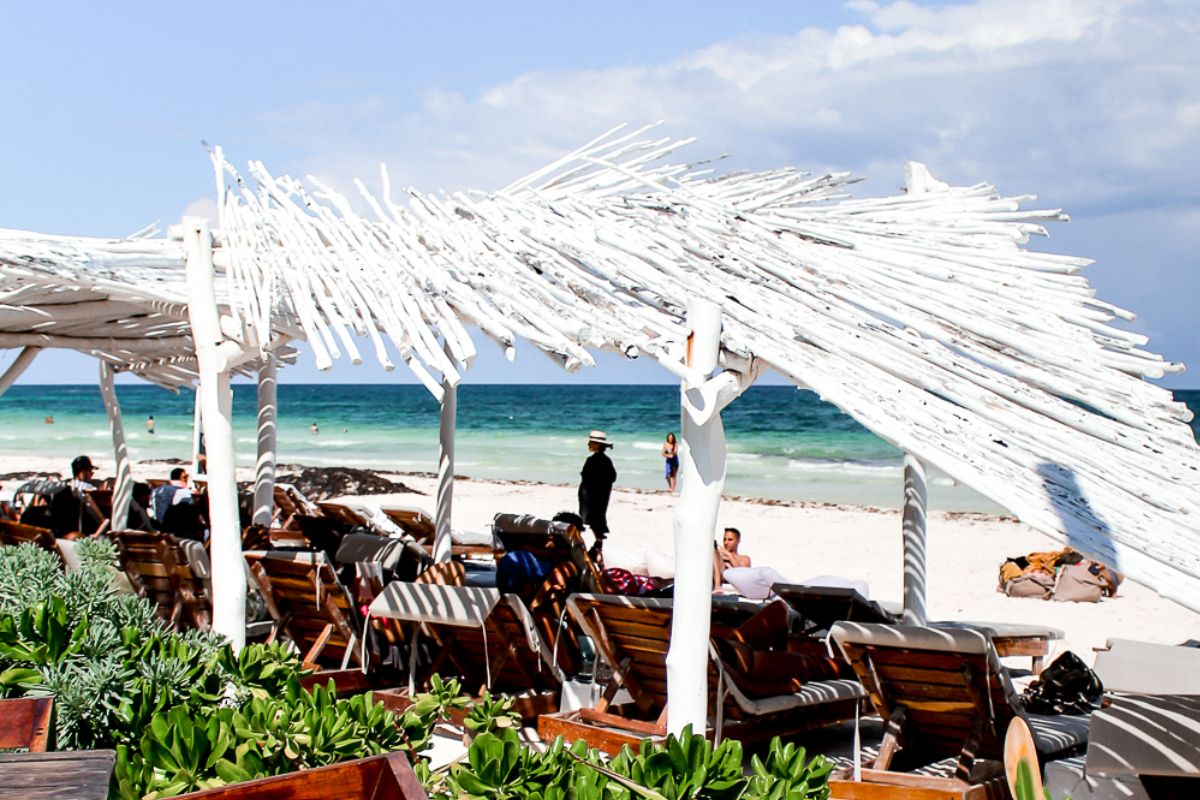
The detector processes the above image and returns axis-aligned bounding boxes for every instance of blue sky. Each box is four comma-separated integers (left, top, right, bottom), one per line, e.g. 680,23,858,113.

2,1,1197,386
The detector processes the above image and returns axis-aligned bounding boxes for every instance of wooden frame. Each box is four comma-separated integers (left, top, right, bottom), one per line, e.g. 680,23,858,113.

0,697,53,752
0,519,61,561
111,530,212,631
175,751,426,799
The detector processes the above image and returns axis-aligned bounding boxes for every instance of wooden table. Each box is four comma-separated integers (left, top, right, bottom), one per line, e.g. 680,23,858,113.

934,620,1063,673
0,750,115,800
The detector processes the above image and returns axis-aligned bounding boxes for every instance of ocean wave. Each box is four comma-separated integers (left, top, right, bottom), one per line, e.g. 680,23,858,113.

786,459,901,476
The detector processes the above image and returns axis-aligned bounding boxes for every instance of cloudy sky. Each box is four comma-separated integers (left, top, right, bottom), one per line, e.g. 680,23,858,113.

2,0,1197,386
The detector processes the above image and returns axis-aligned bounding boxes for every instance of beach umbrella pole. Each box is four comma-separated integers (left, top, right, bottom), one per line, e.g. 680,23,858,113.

902,454,929,624
184,218,246,650
253,353,277,527
0,346,40,396
98,361,133,529
434,347,456,563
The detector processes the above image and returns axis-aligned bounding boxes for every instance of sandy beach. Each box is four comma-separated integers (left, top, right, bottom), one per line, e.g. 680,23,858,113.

4,453,1197,665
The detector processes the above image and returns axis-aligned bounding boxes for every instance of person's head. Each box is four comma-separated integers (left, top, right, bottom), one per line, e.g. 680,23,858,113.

170,467,188,483
722,527,742,552
666,432,676,445
587,430,612,452
132,482,151,506
71,455,95,480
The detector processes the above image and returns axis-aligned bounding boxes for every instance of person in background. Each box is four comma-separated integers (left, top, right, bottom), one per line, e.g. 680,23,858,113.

57,455,105,537
718,527,752,572
152,467,206,540
126,482,157,531
662,431,680,493
578,430,617,559
310,422,320,434
146,415,155,435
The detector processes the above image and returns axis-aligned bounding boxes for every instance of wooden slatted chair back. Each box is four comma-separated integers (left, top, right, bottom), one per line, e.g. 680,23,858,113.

830,623,1024,767
317,502,371,530
110,530,212,631
0,697,53,751
0,519,61,560
245,550,362,669
380,507,435,543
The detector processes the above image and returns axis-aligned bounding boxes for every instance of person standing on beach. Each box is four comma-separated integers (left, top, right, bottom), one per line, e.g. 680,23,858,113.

146,415,155,435
579,430,617,556
662,431,680,493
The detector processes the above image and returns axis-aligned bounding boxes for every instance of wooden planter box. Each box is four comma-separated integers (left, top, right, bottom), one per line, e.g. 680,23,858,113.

176,751,426,799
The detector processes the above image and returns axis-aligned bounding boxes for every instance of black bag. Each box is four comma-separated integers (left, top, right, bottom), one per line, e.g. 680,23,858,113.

1021,651,1103,715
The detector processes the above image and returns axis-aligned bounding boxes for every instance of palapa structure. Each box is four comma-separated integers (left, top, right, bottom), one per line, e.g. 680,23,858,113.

2,126,1197,732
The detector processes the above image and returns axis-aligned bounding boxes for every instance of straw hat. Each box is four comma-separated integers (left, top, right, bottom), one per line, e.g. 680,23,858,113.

587,430,614,448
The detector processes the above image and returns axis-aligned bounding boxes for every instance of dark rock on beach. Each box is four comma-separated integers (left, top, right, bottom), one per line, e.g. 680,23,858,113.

275,466,423,501
0,471,60,482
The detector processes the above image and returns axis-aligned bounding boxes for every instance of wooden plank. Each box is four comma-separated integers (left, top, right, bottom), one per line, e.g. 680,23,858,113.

0,750,115,800
177,751,426,799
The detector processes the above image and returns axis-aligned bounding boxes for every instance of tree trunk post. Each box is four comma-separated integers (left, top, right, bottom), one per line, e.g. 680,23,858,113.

666,298,725,736
902,453,929,624
0,347,40,396
183,218,246,650
253,353,278,527
98,361,133,529
434,352,457,564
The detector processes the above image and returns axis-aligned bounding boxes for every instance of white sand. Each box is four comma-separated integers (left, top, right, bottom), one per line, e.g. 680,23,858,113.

5,454,1197,667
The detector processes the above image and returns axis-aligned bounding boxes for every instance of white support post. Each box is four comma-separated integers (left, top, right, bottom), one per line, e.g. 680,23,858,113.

0,347,40,396
98,361,133,529
901,453,929,624
253,353,278,527
433,351,457,564
666,299,726,737
184,217,246,651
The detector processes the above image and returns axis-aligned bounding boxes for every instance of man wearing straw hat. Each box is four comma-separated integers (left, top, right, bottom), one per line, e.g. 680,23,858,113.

579,430,617,558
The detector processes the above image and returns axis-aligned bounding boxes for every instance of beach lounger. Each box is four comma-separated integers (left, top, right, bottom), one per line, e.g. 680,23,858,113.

245,550,364,670
772,583,898,634
110,530,212,631
1091,637,1200,695
366,581,564,720
538,594,866,755
0,519,62,562
492,513,608,592
829,622,1090,800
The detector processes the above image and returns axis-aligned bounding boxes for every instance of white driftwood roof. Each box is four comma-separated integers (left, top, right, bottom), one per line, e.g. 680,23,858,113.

1,127,1197,610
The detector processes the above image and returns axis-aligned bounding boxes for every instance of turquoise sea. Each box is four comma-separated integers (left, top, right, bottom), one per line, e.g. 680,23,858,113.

2,385,1198,513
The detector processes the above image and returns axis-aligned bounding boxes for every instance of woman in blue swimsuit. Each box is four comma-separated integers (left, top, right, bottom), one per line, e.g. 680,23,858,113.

662,431,680,493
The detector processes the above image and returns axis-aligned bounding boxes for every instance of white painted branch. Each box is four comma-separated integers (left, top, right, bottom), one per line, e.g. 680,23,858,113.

98,360,133,529
901,454,928,625
0,346,40,396
183,217,246,651
0,333,190,353
253,353,277,527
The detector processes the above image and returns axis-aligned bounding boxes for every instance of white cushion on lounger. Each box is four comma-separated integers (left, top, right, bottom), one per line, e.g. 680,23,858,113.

724,566,790,600
370,582,500,626
798,574,871,599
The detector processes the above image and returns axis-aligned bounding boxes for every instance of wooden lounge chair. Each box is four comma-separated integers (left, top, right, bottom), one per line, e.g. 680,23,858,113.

492,513,608,593
771,582,898,635
382,505,494,561
110,530,212,631
366,581,565,721
245,550,364,670
828,622,1090,800
538,594,866,755
173,751,426,799
0,519,61,562
0,697,53,752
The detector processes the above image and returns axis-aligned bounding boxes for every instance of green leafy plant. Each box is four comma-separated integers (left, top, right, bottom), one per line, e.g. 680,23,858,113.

464,690,520,738
609,727,746,800
745,740,833,800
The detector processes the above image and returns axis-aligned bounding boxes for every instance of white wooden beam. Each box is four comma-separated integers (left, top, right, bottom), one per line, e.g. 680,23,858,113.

183,217,246,650
253,353,277,527
98,360,133,529
0,333,189,352
0,346,40,396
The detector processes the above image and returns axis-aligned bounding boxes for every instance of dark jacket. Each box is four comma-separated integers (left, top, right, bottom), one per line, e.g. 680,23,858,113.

578,450,617,535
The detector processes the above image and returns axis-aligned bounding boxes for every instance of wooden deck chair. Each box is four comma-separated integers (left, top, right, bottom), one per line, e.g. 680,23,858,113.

366,581,564,720
828,622,1090,800
539,594,866,755
244,550,363,670
0,519,62,562
492,513,608,593
110,530,212,631
0,697,54,751
380,506,436,542
317,501,374,530
772,583,898,635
